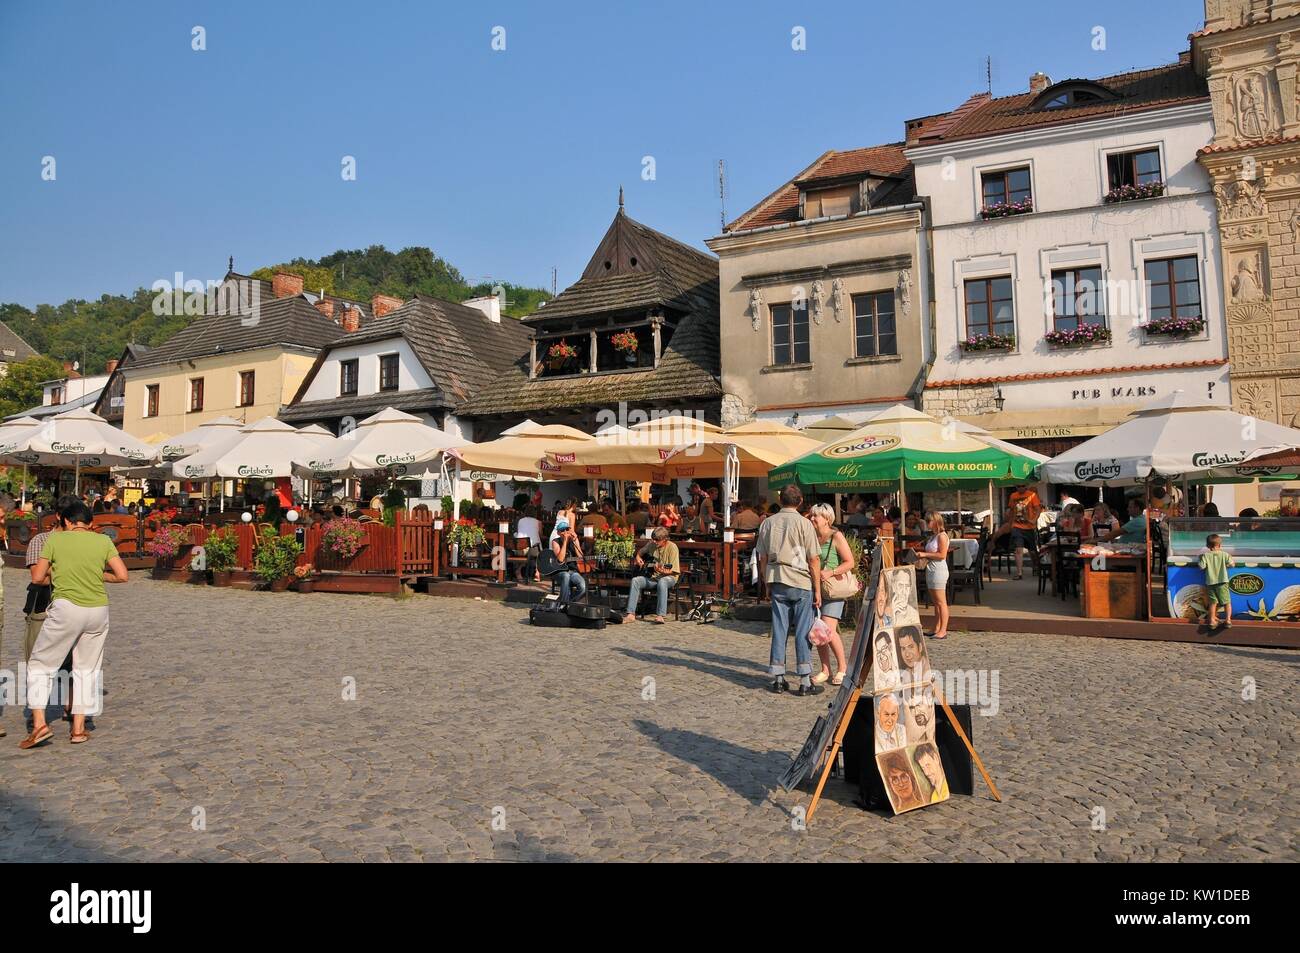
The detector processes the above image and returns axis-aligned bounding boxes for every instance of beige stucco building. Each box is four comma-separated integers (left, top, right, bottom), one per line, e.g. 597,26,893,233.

706,145,927,431
1194,0,1300,508
120,272,362,440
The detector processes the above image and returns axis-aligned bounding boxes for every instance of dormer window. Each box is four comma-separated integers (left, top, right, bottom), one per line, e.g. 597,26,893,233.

1032,80,1116,111
803,185,860,219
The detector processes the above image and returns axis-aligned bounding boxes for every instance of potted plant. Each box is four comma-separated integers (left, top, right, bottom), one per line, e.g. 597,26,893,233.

322,517,367,562
1044,323,1112,348
204,527,239,587
447,518,487,563
594,526,636,568
960,332,1017,353
147,524,190,580
253,527,302,591
1104,181,1164,204
293,563,317,593
979,198,1033,219
546,338,579,372
1142,315,1206,339
611,329,639,364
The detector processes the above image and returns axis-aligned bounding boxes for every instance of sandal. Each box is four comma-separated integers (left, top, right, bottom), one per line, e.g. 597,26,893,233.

70,730,90,744
19,724,53,749
650,615,666,624
831,671,846,686
811,670,830,686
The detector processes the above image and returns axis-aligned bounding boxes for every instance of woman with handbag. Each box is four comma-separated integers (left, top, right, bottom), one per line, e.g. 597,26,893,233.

808,504,858,686
914,511,951,640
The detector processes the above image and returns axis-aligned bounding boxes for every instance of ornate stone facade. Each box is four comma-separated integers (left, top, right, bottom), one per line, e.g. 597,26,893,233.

1196,0,1300,427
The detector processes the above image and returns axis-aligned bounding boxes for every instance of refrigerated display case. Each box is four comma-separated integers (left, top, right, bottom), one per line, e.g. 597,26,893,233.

1165,517,1300,622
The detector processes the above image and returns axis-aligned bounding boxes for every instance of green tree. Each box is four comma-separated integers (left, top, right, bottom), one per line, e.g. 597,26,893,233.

0,354,65,419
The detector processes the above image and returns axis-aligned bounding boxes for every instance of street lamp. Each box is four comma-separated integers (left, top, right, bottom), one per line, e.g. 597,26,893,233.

993,387,1006,412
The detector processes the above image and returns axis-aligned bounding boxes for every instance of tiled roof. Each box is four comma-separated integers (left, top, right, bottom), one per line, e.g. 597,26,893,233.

1199,133,1300,155
913,60,1208,146
331,294,532,403
458,211,721,416
726,143,915,232
280,387,448,422
926,358,1227,389
129,295,345,370
0,321,39,363
1190,11,1300,38
225,272,372,323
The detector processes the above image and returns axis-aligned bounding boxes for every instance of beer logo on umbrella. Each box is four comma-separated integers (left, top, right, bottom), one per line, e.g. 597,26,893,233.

818,434,901,459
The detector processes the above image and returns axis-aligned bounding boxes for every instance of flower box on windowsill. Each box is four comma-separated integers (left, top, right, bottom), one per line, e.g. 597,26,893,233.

960,333,1016,353
1142,316,1206,339
1104,181,1165,204
1044,324,1112,348
979,200,1033,220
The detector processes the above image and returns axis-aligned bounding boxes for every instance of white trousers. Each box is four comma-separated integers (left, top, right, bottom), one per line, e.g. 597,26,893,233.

27,599,109,716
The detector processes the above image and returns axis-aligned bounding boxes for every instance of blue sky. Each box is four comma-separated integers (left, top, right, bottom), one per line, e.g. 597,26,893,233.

0,0,1204,307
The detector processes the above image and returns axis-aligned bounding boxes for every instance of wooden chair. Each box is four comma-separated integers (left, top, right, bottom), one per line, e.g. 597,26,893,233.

948,534,989,605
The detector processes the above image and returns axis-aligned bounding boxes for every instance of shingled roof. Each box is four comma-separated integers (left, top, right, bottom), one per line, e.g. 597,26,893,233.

725,143,916,232
912,59,1208,147
457,209,721,416
0,321,39,363
130,295,345,370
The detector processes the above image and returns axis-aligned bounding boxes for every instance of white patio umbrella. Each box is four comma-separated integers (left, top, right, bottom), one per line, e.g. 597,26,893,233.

0,407,157,493
173,417,333,482
0,416,41,504
292,407,465,478
1041,390,1300,485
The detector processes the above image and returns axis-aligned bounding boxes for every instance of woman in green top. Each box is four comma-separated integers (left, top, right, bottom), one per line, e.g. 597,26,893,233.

20,501,128,750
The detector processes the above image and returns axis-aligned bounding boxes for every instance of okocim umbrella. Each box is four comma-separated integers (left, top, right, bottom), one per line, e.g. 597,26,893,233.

768,404,1041,492
1041,391,1300,485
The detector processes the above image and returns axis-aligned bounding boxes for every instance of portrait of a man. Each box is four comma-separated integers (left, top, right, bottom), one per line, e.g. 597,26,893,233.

872,628,899,691
902,689,935,744
874,693,907,753
884,567,920,627
894,624,930,687
912,743,949,804
877,750,926,813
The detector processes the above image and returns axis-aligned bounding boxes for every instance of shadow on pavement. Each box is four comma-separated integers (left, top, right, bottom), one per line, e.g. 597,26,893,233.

613,647,765,691
632,719,787,806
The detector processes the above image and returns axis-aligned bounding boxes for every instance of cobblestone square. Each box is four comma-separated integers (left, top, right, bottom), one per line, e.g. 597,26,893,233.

1,570,1294,862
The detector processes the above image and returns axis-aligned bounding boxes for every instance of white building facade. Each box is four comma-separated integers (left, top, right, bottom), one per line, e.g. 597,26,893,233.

908,67,1230,466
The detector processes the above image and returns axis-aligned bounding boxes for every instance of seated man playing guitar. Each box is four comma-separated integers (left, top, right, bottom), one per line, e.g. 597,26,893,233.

543,518,588,603
623,526,681,624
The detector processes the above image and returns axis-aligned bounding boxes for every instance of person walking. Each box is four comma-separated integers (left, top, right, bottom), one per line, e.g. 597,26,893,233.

808,503,855,686
915,511,951,639
19,501,128,750
623,527,680,624
755,485,823,696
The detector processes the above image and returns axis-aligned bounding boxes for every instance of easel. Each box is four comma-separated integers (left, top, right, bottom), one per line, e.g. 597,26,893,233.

803,575,1002,822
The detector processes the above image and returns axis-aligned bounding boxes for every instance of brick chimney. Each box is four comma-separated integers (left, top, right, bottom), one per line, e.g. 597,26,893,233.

104,359,119,375
372,294,403,318
272,271,304,298
341,305,362,333
1029,72,1051,96
314,298,335,320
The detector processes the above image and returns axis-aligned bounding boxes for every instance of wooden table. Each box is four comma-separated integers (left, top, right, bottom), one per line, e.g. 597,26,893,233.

1080,553,1147,620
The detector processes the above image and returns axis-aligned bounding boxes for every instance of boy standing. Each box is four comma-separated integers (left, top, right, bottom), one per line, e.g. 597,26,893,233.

1199,534,1234,629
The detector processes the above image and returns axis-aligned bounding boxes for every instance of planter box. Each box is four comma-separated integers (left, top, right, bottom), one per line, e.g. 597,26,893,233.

267,577,292,592
210,571,234,588
229,570,258,590
151,562,177,581
294,579,316,593
185,570,208,586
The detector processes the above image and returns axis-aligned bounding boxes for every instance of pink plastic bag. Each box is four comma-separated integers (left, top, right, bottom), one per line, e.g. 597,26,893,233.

808,617,834,646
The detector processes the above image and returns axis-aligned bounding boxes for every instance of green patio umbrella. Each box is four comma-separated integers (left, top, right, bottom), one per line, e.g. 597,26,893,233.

768,405,1040,492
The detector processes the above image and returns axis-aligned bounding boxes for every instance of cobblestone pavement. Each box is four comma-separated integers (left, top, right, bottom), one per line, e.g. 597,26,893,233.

1,569,1295,862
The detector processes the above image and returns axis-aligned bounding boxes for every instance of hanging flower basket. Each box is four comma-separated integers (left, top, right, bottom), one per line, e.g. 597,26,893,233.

960,333,1016,353
322,518,367,560
611,330,639,355
1142,315,1205,339
447,519,487,552
1044,324,1111,348
1105,181,1165,204
979,199,1033,219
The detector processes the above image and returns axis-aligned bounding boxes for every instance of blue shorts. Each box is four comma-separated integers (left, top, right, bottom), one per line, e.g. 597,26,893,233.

1010,527,1033,548
820,599,845,620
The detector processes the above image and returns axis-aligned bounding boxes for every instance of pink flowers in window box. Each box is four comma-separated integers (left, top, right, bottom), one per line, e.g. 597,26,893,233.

1105,181,1165,204
960,332,1017,352
1045,323,1111,347
979,199,1033,219
1142,315,1206,339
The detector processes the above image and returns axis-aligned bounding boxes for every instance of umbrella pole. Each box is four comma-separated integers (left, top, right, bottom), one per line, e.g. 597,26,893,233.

21,463,27,506
451,458,462,568
957,489,962,526
75,455,81,495
988,480,994,531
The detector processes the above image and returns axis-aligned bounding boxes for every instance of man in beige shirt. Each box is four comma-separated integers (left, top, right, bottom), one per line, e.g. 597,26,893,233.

754,485,822,696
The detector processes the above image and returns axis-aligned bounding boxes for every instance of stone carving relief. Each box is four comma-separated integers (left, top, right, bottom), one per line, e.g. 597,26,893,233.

1289,206,1300,246
1215,177,1268,221
811,280,826,325
831,278,846,323
1233,70,1277,140
1230,250,1267,303
749,287,764,331
1234,379,1277,422
1224,221,1266,243
897,270,912,317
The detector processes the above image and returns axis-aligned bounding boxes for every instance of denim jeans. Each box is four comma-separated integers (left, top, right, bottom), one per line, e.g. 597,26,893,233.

768,582,814,677
626,574,676,617
557,571,587,603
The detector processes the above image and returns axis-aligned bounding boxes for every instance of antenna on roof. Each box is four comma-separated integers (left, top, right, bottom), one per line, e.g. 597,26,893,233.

551,267,557,297
718,159,728,231
228,255,234,274
986,55,993,96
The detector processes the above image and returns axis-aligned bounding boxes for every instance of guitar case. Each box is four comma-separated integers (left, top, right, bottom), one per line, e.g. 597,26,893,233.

529,594,572,627
564,602,607,630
